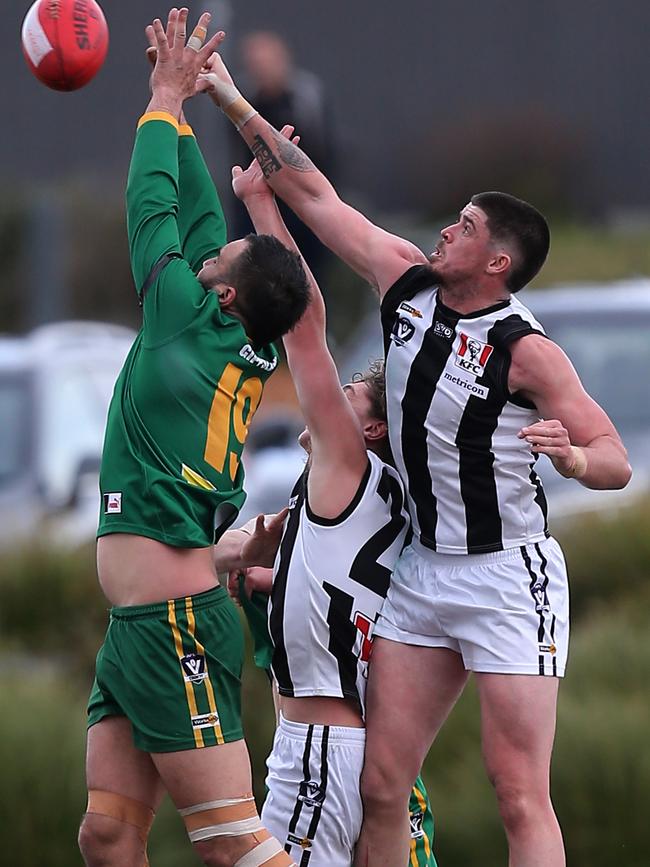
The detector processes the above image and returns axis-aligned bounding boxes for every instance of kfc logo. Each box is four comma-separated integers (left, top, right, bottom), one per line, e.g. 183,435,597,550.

455,333,494,376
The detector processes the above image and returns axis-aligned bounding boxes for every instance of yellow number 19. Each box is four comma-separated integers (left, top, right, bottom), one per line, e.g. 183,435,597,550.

204,363,263,480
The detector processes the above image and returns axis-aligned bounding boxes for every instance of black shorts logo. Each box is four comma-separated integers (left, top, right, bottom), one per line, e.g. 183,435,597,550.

181,653,207,684
298,780,325,807
410,809,424,839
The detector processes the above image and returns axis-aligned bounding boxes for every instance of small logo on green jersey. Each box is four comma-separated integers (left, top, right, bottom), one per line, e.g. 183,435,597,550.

103,492,122,514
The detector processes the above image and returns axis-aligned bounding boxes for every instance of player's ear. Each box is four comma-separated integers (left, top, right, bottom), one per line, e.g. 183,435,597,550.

216,284,237,308
363,418,387,443
486,250,511,277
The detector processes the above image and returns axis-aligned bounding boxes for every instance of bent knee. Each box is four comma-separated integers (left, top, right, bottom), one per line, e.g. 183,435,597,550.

79,813,144,866
360,753,416,809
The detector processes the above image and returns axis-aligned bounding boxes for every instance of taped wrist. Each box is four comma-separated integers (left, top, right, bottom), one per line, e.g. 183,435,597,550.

213,80,258,130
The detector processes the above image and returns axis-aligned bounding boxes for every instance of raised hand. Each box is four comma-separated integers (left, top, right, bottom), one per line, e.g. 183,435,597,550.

239,509,289,569
197,50,237,106
145,8,225,113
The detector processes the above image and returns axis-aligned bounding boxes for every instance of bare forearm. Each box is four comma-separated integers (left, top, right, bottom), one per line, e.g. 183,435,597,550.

213,528,250,574
576,437,632,490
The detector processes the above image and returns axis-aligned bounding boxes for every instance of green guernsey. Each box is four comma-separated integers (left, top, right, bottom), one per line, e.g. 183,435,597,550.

98,114,277,548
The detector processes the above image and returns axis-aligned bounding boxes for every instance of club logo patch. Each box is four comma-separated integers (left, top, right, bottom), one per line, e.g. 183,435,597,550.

298,781,325,807
181,652,208,684
410,810,425,839
455,333,494,376
103,492,122,514
390,317,416,346
530,582,550,613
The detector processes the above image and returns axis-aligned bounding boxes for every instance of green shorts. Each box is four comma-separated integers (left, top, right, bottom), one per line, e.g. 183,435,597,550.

237,574,274,671
409,775,437,867
87,585,244,752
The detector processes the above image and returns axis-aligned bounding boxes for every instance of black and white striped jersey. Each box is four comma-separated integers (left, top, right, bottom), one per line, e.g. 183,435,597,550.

381,264,550,555
269,451,410,712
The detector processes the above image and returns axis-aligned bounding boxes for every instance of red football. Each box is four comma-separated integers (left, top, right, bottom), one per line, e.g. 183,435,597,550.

21,0,109,92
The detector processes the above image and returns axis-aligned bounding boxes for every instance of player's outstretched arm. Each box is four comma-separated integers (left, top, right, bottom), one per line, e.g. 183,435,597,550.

128,10,224,291
232,144,372,517
511,335,632,490
199,53,427,297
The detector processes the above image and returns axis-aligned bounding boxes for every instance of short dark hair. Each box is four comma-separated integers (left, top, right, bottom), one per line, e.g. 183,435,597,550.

226,234,310,347
471,192,550,293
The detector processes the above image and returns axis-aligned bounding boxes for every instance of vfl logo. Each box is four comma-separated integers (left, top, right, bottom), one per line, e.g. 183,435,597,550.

410,810,425,840
181,653,207,684
434,321,454,340
455,333,494,376
298,781,325,808
103,492,122,514
390,317,416,346
530,582,550,613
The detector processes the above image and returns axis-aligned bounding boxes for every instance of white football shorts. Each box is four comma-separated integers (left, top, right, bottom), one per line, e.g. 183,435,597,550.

375,535,569,676
261,715,366,866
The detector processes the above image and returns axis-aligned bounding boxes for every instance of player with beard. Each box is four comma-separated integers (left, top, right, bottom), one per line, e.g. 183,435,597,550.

80,12,309,867
210,142,437,866
198,51,631,867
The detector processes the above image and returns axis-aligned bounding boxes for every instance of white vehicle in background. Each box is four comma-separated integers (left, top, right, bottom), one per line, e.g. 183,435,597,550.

0,321,135,548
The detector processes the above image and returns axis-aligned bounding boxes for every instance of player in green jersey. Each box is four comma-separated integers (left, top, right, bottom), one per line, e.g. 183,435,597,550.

79,11,308,867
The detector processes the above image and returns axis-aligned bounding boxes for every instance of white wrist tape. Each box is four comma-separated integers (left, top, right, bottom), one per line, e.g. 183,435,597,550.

210,78,258,130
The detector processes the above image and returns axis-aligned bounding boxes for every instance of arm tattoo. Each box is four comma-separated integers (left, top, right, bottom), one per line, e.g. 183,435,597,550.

270,127,317,172
252,135,281,179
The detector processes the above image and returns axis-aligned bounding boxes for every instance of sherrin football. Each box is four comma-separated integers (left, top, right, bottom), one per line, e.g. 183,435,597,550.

21,0,108,91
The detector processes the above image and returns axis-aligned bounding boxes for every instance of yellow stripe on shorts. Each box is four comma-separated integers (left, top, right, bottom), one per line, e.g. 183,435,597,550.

413,785,432,861
186,597,225,744
168,599,204,748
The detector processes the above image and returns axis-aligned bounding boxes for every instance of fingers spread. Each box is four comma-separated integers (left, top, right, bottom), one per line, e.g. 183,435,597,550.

151,18,170,57
165,7,179,50
198,30,226,63
174,7,189,47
